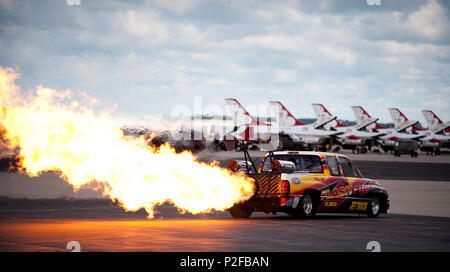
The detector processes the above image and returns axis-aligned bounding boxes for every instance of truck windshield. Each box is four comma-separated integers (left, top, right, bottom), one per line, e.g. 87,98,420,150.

262,155,323,173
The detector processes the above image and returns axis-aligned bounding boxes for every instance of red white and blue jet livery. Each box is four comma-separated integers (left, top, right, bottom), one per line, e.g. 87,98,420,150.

311,103,384,149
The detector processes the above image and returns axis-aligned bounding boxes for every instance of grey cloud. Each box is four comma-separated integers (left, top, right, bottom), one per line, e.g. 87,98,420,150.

0,0,449,123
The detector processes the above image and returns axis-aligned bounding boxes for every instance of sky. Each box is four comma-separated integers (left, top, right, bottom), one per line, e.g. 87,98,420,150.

0,0,449,126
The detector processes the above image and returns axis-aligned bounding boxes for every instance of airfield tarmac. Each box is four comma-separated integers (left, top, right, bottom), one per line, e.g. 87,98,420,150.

0,151,449,251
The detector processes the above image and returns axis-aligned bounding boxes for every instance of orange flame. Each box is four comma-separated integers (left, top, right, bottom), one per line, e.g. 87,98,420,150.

0,67,254,218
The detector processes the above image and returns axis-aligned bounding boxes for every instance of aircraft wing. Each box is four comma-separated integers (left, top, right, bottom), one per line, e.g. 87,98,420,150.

313,116,337,129
435,122,450,134
355,118,378,131
412,134,426,140
396,120,419,132
329,131,345,137
372,132,386,138
285,132,301,142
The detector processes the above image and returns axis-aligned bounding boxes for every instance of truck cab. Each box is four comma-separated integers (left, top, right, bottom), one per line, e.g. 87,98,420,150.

228,150,389,218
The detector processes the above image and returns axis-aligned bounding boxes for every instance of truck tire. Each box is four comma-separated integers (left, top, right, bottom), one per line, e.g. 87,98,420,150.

229,204,253,218
296,193,317,219
367,196,380,218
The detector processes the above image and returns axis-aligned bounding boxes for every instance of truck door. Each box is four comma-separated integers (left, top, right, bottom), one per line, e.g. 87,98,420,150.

337,156,370,212
337,156,363,196
318,156,347,212
325,155,347,196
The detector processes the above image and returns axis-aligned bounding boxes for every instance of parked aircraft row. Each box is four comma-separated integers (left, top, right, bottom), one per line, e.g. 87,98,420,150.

210,98,450,155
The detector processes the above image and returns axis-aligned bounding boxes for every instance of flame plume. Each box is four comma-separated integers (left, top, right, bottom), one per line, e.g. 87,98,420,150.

0,67,254,218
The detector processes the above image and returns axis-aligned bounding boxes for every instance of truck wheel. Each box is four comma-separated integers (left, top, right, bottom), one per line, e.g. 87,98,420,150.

229,204,253,218
367,196,380,218
297,193,317,218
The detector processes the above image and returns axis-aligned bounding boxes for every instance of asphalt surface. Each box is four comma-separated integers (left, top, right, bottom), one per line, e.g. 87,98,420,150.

0,214,448,252
353,160,450,181
380,179,450,217
0,152,449,252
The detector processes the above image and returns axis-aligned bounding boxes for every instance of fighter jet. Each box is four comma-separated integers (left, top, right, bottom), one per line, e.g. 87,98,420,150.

351,106,424,152
311,104,384,151
388,108,450,154
387,108,420,133
268,101,343,149
422,110,450,135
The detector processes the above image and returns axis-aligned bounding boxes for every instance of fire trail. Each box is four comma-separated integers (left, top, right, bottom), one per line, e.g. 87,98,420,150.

0,66,254,218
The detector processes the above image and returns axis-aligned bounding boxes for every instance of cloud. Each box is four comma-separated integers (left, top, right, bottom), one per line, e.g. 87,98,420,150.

357,0,450,44
149,0,203,15
0,0,13,10
219,35,307,51
0,0,449,123
252,5,308,24
405,0,449,41
191,52,220,61
274,69,296,83
120,10,169,43
318,45,357,66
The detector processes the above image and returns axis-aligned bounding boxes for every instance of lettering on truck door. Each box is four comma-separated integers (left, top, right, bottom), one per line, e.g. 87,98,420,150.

319,156,347,211
337,156,369,212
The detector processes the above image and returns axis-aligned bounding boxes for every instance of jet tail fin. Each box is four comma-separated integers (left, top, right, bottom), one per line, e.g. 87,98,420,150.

225,98,270,126
422,110,450,134
422,110,443,124
351,106,386,130
422,110,441,130
388,107,409,127
311,103,346,128
352,105,372,124
388,107,419,132
269,101,304,127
